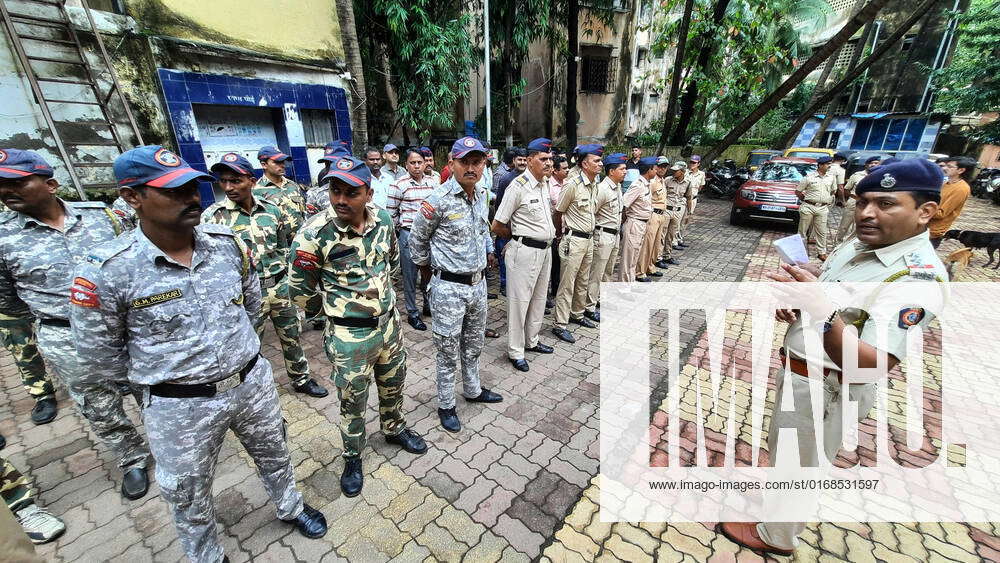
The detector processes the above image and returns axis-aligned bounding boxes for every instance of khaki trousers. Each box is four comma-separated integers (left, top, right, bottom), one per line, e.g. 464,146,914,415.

587,230,618,312
504,239,552,359
757,368,876,550
617,218,648,283
835,198,856,244
554,234,595,328
798,202,830,255
638,212,666,275
603,235,620,283
661,207,683,260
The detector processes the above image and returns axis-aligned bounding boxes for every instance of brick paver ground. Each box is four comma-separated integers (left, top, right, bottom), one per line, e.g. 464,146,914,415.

2,195,999,561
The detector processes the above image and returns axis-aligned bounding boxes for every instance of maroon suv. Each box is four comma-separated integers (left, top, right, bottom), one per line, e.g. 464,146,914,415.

729,157,817,227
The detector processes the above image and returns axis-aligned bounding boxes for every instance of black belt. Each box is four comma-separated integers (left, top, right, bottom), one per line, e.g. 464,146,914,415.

512,235,550,249
260,269,286,289
39,318,70,327
630,217,648,223
150,354,259,398
668,205,684,212
599,226,618,235
568,229,592,239
652,208,665,215
804,200,830,206
399,226,411,231
437,269,486,286
331,314,383,328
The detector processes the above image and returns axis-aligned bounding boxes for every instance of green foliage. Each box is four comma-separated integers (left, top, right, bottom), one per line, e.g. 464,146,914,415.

355,0,476,138
933,0,1000,143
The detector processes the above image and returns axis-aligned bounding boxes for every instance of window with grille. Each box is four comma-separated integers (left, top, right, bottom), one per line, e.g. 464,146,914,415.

88,0,126,13
301,109,338,147
581,48,617,94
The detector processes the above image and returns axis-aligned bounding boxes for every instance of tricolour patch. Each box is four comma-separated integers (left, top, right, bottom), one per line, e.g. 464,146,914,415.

131,288,183,309
898,307,925,328
420,200,435,220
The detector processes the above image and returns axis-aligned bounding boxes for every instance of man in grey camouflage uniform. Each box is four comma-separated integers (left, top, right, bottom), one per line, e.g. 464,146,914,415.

410,137,503,432
0,148,150,500
70,146,327,563
110,196,137,230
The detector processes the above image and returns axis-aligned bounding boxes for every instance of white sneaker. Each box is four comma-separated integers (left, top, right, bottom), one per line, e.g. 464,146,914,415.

15,503,66,544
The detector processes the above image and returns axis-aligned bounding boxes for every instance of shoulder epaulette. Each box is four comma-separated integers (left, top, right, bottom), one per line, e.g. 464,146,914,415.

200,223,236,237
84,234,133,266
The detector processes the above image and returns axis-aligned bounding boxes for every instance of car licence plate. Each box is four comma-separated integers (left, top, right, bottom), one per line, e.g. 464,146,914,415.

760,204,785,212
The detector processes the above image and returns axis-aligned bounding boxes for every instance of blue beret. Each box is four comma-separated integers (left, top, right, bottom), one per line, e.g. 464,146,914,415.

527,138,553,152
603,153,626,166
320,156,371,188
816,156,833,165
856,158,944,195
575,144,604,157
0,148,54,178
638,156,659,166
865,155,882,165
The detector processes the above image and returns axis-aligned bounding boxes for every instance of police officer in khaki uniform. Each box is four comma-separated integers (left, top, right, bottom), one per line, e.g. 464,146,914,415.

795,156,837,260
637,157,668,280
719,158,948,556
619,157,656,283
492,138,557,371
658,161,690,268
584,153,626,322
551,144,603,344
679,155,705,246
835,156,880,244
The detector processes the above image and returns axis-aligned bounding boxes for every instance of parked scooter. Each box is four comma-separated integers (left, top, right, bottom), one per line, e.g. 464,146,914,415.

704,159,748,200
972,167,999,199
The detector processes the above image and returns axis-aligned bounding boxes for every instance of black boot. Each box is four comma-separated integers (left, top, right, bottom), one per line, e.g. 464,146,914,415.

31,397,57,425
284,503,327,539
121,467,149,500
340,458,363,497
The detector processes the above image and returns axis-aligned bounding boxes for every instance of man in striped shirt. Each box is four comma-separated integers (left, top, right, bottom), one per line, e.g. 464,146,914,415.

387,148,436,330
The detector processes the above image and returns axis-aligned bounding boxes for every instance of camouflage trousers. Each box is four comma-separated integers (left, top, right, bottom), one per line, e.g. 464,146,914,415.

325,312,407,458
143,357,303,563
429,276,485,409
254,280,310,387
0,313,54,401
36,324,149,471
0,455,33,512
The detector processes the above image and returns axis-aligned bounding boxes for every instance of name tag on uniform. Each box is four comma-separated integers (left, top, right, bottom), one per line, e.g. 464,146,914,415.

132,289,182,309
529,198,540,203
232,225,249,232
447,212,465,220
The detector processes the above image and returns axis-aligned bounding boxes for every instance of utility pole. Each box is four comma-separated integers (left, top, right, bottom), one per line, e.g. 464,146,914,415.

484,0,492,145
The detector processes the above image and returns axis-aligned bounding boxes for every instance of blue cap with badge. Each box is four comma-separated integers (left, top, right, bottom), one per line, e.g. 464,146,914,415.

114,146,213,188
258,146,292,162
211,152,255,176
0,148,54,178
816,156,833,165
418,146,433,158
856,157,944,195
317,141,351,163
383,143,399,153
527,138,553,152
319,156,371,187
603,153,626,166
451,136,488,158
575,144,604,157
638,156,659,166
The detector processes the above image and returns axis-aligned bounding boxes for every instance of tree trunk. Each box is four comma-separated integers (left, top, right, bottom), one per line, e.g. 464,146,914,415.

566,0,579,149
668,0,730,146
776,0,939,153
656,0,694,153
605,15,635,143
335,0,368,148
703,0,892,163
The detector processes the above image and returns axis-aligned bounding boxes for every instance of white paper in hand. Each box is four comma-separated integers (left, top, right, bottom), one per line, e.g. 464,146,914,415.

773,234,810,265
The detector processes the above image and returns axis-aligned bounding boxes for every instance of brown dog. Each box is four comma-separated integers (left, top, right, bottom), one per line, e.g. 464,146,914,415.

945,247,974,279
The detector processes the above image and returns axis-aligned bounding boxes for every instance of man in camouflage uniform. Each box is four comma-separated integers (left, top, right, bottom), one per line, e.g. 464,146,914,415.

201,153,328,398
0,454,65,544
410,137,503,432
256,145,306,229
584,153,626,322
288,156,427,497
110,195,137,230
307,143,352,218
0,302,57,425
0,148,150,500
70,146,327,563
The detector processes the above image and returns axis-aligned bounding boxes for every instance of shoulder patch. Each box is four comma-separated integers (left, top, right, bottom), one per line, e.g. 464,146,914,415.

70,277,100,308
898,307,925,328
199,223,236,237
420,200,435,220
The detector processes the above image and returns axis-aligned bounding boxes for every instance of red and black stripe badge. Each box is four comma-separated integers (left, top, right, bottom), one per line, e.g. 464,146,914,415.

294,250,320,271
70,277,99,308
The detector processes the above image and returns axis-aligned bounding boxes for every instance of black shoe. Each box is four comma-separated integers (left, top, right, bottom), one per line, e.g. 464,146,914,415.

438,408,461,433
677,242,690,248
223,557,230,563
500,285,507,297
465,388,503,403
672,244,683,250
407,314,427,331
510,358,529,372
583,310,600,323
526,343,554,354
312,320,326,331
569,316,597,329
385,428,427,454
636,276,651,282
293,379,329,398
551,327,576,343
488,293,498,300
121,467,149,500
665,258,679,265
0,433,5,450
648,271,663,277
340,458,363,497
655,260,670,269
31,397,57,425
422,302,432,317
546,297,555,309
285,503,327,539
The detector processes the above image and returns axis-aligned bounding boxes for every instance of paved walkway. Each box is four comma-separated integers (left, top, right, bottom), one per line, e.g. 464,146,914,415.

1,196,998,561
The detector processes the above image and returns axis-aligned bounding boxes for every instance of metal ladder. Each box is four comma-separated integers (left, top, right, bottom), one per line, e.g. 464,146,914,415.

0,0,143,199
